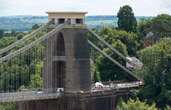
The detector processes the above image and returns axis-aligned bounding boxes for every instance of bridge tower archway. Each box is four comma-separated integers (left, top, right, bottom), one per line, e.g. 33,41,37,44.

53,32,66,89
43,27,91,93
53,32,65,56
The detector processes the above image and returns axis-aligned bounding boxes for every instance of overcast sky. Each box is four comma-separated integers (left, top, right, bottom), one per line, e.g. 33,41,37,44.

0,0,171,16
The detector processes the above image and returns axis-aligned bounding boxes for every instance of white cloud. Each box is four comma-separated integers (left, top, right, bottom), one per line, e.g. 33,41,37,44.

0,0,7,14
0,0,171,16
159,0,171,13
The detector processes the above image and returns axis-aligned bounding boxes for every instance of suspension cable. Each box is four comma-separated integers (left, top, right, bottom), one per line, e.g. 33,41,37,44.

0,24,65,63
88,40,139,80
87,28,128,61
0,23,50,55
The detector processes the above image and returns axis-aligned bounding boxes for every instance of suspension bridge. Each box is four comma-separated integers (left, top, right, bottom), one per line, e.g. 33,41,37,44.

0,12,143,110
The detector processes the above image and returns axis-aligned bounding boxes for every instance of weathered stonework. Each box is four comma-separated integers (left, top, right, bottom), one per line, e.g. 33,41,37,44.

43,27,91,92
17,26,128,110
16,91,129,110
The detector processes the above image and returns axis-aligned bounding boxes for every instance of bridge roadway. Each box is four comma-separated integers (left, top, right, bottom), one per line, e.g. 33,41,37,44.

0,81,142,103
0,91,63,103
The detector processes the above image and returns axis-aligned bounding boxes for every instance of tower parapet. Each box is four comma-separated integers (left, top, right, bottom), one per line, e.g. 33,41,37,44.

47,11,87,25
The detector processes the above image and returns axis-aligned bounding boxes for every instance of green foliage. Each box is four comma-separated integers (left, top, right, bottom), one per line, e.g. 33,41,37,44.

165,106,171,110
99,27,139,56
0,37,16,49
0,103,15,110
30,73,43,89
0,30,4,38
32,24,40,30
0,63,31,91
90,27,140,82
117,5,137,32
117,98,157,110
11,30,16,36
16,33,24,40
138,14,171,42
96,40,129,81
29,62,43,89
93,71,101,82
138,19,151,39
137,38,171,108
0,37,45,92
0,11,170,110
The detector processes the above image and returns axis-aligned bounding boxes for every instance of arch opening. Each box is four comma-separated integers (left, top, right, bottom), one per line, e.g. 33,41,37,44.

54,32,65,56
52,61,66,88
52,32,66,90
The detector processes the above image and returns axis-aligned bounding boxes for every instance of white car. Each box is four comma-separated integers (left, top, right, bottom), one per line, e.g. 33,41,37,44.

91,82,104,91
57,88,64,92
37,91,43,94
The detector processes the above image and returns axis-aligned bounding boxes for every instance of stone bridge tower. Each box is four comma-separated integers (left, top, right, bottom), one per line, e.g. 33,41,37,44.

43,24,91,93
17,12,121,110
43,12,91,93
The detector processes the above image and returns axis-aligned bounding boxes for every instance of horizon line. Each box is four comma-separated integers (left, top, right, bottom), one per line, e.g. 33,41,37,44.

0,14,155,17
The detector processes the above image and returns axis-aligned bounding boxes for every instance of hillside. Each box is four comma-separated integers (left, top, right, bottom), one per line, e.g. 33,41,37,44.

0,16,151,32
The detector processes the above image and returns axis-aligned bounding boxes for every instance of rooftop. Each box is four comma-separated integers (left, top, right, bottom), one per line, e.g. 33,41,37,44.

46,11,87,14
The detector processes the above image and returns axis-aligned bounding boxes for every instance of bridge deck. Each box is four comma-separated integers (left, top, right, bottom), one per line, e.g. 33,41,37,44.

0,91,62,103
0,81,142,103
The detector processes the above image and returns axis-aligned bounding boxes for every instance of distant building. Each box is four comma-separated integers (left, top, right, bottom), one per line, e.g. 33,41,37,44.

126,57,143,70
143,32,160,47
46,11,87,25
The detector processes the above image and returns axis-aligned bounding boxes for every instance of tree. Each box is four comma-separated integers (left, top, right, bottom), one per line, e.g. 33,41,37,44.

165,106,171,110
32,24,40,30
117,98,157,110
0,37,16,49
99,27,140,56
0,30,4,38
29,62,43,89
11,30,16,36
96,40,129,81
117,5,137,32
137,38,171,109
138,14,171,47
0,103,16,110
93,71,101,82
16,33,24,40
